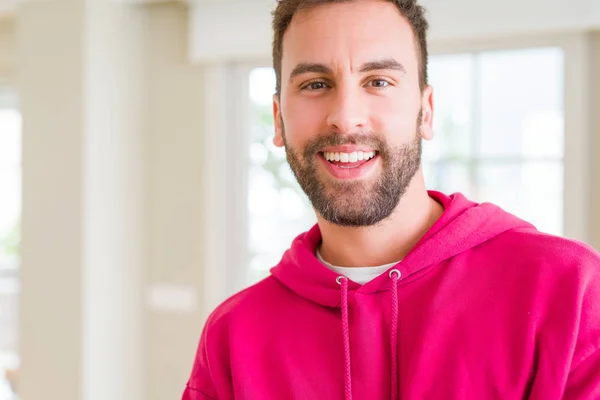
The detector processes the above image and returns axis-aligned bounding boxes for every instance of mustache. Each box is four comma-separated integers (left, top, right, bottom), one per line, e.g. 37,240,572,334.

303,133,387,158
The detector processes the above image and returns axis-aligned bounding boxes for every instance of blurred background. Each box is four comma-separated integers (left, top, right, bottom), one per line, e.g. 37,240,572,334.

0,0,599,398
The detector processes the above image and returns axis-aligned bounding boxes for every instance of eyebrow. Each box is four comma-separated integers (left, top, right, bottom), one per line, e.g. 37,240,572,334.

359,58,407,74
288,63,332,83
288,58,407,83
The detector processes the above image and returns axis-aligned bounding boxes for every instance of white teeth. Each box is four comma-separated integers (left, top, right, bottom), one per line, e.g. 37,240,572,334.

323,151,377,163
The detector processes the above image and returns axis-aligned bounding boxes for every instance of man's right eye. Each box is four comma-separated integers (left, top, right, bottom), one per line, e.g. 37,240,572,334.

302,81,329,91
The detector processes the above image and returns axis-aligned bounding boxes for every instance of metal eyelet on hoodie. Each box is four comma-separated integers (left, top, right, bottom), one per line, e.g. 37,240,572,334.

337,271,403,400
389,269,402,280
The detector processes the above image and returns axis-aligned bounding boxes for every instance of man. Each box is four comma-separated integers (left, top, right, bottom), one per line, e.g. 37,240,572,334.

183,0,600,398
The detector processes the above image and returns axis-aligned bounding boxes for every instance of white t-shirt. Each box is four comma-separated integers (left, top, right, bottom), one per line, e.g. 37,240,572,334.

316,249,400,285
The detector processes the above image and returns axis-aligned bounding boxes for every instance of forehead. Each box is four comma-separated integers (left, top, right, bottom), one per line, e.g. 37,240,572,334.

281,0,418,74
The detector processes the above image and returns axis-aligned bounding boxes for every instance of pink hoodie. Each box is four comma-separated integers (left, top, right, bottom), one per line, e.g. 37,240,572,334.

183,191,600,399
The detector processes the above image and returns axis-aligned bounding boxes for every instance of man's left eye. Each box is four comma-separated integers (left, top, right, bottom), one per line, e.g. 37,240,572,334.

369,80,390,88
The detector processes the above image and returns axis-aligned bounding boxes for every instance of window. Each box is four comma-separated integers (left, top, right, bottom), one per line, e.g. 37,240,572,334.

423,47,564,236
245,46,565,286
247,68,316,285
0,89,21,399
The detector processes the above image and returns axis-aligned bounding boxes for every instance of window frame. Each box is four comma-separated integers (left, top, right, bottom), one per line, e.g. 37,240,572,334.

422,46,566,235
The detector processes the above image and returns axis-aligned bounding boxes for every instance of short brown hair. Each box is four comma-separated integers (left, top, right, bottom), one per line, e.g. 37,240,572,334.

272,0,430,95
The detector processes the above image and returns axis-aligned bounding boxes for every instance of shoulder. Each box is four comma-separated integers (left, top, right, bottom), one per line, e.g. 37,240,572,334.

491,229,600,362
203,276,288,334
476,228,600,306
492,228,599,275
186,278,287,397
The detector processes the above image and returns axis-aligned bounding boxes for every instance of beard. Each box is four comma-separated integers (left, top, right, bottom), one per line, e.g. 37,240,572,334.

282,112,423,227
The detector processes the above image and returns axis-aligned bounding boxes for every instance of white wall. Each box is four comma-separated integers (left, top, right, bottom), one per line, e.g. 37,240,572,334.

18,1,146,399
190,0,274,62
0,17,16,85
82,2,146,399
144,4,206,399
3,5,206,399
426,0,600,41
189,0,600,62
18,2,85,398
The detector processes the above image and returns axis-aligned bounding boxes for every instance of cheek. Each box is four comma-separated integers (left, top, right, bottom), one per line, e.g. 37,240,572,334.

282,97,327,147
369,96,420,137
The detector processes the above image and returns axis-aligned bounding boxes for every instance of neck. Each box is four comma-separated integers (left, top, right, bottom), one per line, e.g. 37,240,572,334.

317,169,444,268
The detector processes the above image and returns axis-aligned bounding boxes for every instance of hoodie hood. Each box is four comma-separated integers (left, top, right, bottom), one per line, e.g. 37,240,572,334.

270,191,535,308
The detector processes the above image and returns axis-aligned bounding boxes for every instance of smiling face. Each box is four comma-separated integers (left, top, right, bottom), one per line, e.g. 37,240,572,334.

273,0,434,227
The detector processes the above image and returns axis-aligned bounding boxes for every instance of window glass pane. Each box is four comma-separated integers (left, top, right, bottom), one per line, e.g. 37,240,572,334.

0,102,20,399
424,54,474,161
0,170,20,269
247,68,316,285
478,47,564,158
0,110,21,165
0,109,21,268
423,162,475,198
476,162,563,235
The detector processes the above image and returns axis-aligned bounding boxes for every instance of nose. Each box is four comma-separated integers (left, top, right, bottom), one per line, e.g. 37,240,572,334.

326,85,368,134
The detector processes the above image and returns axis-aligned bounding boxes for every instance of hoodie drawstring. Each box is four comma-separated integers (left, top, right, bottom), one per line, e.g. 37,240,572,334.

337,270,402,400
389,269,401,399
337,276,353,400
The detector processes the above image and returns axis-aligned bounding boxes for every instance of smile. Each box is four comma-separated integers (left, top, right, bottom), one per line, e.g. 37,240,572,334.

318,151,380,178
323,151,377,163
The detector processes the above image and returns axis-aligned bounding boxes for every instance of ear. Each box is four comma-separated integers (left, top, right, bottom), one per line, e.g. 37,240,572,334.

273,94,284,147
420,85,434,141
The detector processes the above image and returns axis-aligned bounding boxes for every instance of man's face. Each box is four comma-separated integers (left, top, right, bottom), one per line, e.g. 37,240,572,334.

273,0,434,227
